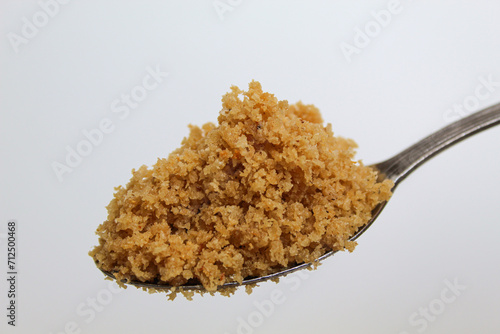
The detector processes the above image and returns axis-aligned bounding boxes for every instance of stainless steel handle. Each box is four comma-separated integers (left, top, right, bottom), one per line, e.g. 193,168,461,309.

374,102,500,187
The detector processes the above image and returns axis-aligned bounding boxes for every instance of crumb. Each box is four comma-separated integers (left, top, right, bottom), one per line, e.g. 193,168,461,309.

89,81,393,295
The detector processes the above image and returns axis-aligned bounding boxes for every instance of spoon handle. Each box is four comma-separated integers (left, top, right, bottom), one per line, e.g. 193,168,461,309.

374,102,500,186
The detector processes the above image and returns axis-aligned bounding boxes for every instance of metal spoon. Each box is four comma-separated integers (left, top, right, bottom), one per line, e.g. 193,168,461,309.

99,102,500,291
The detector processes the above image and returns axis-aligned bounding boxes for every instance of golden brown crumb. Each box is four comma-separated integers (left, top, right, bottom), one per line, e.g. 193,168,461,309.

90,81,393,294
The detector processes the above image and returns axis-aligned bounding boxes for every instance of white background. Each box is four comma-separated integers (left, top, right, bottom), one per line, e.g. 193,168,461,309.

1,1,500,333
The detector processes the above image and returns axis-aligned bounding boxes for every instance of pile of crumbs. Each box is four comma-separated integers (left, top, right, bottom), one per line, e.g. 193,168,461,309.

90,81,393,297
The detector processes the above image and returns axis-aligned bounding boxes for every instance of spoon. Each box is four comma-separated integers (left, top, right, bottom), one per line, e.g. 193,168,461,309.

99,101,500,291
